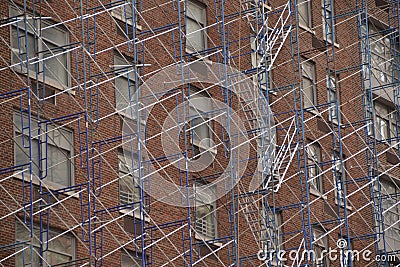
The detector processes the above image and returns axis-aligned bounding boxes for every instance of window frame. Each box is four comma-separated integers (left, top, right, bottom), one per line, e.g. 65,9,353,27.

114,54,145,123
260,208,284,266
376,177,400,252
298,0,312,29
332,151,346,207
302,59,317,108
185,0,207,53
9,5,71,90
321,0,336,44
118,148,142,206
327,74,339,121
195,182,217,239
15,221,75,267
373,100,397,141
188,88,215,154
307,141,323,193
13,112,74,188
265,208,283,249
110,1,142,30
364,21,400,89
312,227,329,267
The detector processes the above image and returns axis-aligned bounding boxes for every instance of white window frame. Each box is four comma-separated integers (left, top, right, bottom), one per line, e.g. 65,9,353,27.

327,74,339,121
364,21,399,89
185,0,207,53
302,59,317,108
119,148,141,206
189,88,216,154
313,227,329,267
14,113,74,188
260,208,284,266
15,221,75,266
376,178,400,252
9,5,71,90
114,55,145,124
373,101,397,141
110,1,142,30
332,151,346,207
265,209,283,249
195,183,217,239
307,141,323,193
321,0,336,44
298,0,312,29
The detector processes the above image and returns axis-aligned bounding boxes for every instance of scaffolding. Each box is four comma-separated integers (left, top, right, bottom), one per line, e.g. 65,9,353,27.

0,0,399,266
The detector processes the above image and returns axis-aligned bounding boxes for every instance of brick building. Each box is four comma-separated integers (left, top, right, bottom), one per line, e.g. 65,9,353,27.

0,0,399,266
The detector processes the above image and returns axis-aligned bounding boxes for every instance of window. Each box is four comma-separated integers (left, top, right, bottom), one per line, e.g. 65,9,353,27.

298,0,312,28
327,74,339,121
189,88,214,154
10,5,70,88
333,151,346,206
374,101,396,141
112,2,133,25
119,148,141,205
186,0,207,52
114,55,137,117
195,183,216,239
307,141,323,193
121,250,142,267
191,117,212,149
341,237,353,266
322,0,335,43
377,179,400,252
302,60,317,108
14,113,74,187
366,22,399,88
265,209,283,249
251,37,272,90
313,227,329,266
261,208,283,265
15,221,74,266
111,1,141,32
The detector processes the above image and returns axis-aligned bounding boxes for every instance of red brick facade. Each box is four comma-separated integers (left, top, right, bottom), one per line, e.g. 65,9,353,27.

0,0,399,266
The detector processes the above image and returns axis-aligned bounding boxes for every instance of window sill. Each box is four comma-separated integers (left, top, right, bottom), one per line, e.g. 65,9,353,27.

194,232,223,247
334,200,353,211
119,208,150,223
13,172,78,199
305,107,322,117
310,188,327,199
111,14,143,31
328,117,345,128
118,111,147,126
185,48,213,65
258,83,278,96
323,38,340,48
12,65,75,96
191,141,218,155
299,24,315,35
